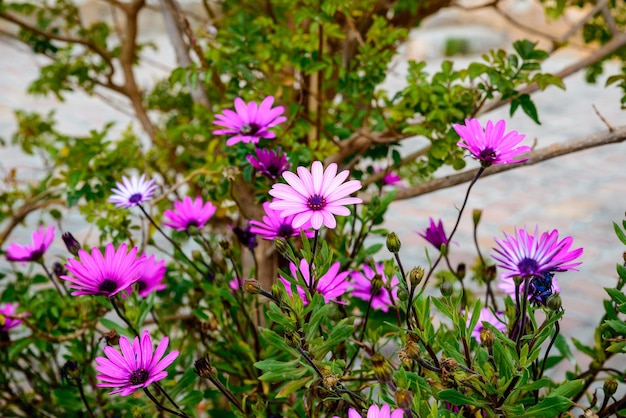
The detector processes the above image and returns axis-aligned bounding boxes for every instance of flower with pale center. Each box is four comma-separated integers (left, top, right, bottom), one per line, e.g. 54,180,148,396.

249,202,314,240
280,258,349,305
453,119,531,167
61,243,144,297
5,225,55,264
213,96,286,146
95,330,179,396
163,196,217,231
492,226,583,279
109,174,158,208
269,161,362,230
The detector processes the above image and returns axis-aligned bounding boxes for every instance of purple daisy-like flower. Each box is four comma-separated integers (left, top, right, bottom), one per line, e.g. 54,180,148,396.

5,225,55,264
417,218,448,251
247,147,291,180
61,243,144,297
350,263,399,312
0,303,27,332
95,330,179,396
469,307,507,342
213,96,287,146
163,196,217,231
269,161,362,230
109,174,158,209
133,255,167,298
499,272,561,305
280,258,350,305
334,404,404,418
249,202,314,240
453,119,531,167
492,226,583,279
231,222,258,251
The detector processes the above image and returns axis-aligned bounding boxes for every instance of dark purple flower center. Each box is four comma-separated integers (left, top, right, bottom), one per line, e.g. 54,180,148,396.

371,287,383,297
240,123,260,135
478,148,497,163
129,368,150,385
129,193,143,204
136,280,147,293
265,162,284,179
307,194,326,211
517,258,539,276
98,279,118,294
277,223,294,238
186,220,199,229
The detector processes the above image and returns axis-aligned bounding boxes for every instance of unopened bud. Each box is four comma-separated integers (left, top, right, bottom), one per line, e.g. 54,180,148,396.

480,328,494,348
603,377,618,398
441,357,458,372
63,360,81,381
62,232,81,257
52,262,67,279
396,288,408,302
274,238,290,257
386,232,401,253
371,353,393,383
285,330,301,348
102,329,119,346
408,267,424,287
546,293,562,311
243,279,261,294
194,355,214,378
322,372,340,389
219,240,233,258
394,388,413,410
472,209,483,226
484,265,497,282
371,274,384,295
440,280,453,297
404,339,421,360
456,263,466,280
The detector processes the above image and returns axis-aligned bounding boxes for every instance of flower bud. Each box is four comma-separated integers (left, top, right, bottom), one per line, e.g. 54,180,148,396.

102,329,119,346
219,240,233,258
603,377,618,398
243,279,261,295
394,388,413,410
396,288,408,302
371,353,393,383
440,280,453,297
472,209,483,226
408,267,424,287
456,263,466,280
386,232,401,253
480,328,494,348
194,355,214,378
546,293,562,311
274,238,290,257
441,357,458,372
322,372,339,389
371,274,384,295
484,265,497,283
52,262,67,279
404,339,421,360
62,232,81,257
62,359,81,381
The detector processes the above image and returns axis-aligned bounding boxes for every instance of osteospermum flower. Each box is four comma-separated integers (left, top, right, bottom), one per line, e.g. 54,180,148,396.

163,196,217,231
213,96,287,146
350,263,399,312
280,258,350,305
249,202,314,240
247,147,291,180
61,243,144,297
5,225,55,264
231,223,258,250
95,330,179,396
109,174,158,208
499,273,561,304
333,404,404,418
453,119,531,167
492,226,583,279
131,255,167,298
469,308,507,342
0,303,27,332
417,218,448,251
269,161,362,230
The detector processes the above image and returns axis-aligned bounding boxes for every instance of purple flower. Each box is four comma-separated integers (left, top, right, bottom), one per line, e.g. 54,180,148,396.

350,263,399,312
109,174,158,208
95,330,179,396
133,255,167,297
492,226,583,279
374,167,403,187
231,223,258,250
417,218,448,251
163,196,217,231
499,272,561,305
333,404,404,418
213,96,287,146
0,303,27,332
249,202,314,240
61,243,144,297
247,147,291,180
453,119,531,167
269,161,362,230
280,258,350,305
5,226,55,264
469,308,507,342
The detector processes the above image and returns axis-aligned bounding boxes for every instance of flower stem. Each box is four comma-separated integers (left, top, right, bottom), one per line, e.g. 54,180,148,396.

109,296,139,338
144,386,189,417
196,370,244,413
76,380,95,418
39,261,67,297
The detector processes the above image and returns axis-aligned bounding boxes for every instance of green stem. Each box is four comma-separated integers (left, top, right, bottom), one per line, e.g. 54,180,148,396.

144,386,189,417
109,296,139,337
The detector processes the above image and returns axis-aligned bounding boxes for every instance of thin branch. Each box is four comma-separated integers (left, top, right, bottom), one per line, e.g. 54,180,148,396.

364,125,626,203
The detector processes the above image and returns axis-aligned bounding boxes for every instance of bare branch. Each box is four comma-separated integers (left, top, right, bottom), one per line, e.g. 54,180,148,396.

362,125,626,203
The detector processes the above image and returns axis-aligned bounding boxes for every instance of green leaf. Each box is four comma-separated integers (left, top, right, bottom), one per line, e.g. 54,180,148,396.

614,221,626,245
605,287,626,305
551,379,584,398
438,389,485,407
519,93,540,124
276,376,312,398
525,396,572,415
605,319,626,335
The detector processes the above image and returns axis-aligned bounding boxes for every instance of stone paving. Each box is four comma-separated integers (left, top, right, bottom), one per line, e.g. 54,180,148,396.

1,7,625,364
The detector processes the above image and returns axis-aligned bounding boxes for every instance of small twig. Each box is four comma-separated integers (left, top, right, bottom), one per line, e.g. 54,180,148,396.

593,104,615,132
